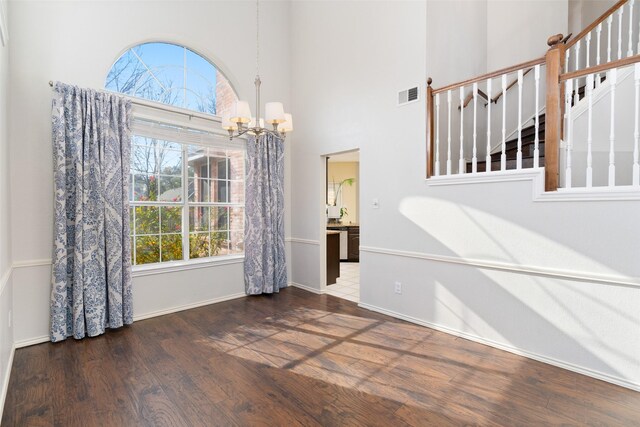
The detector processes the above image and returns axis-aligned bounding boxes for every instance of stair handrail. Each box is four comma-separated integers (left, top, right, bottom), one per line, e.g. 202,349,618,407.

490,67,534,104
565,0,627,49
561,52,640,81
458,89,490,110
430,57,546,95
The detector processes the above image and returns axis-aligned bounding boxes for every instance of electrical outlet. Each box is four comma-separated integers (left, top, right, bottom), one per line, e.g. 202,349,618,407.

8,310,11,328
394,281,402,294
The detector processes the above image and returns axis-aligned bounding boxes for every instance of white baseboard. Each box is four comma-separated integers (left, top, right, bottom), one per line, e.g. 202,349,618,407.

358,301,640,392
14,336,49,348
290,282,325,294
14,293,248,348
0,344,15,422
133,293,246,322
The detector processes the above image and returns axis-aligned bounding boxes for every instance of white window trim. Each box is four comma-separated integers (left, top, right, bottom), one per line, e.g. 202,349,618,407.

132,254,244,277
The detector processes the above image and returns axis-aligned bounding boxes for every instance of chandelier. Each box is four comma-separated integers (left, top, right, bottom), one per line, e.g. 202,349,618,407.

221,0,293,140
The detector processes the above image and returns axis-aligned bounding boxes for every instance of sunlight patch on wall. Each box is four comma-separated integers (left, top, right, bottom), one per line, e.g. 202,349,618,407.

398,196,626,279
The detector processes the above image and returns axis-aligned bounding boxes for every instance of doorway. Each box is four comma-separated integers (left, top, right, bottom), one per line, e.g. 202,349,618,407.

322,149,360,302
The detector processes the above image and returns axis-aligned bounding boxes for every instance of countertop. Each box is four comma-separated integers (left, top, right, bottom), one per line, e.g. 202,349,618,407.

327,223,359,230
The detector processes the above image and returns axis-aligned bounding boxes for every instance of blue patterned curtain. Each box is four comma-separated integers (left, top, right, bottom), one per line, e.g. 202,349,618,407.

244,133,287,294
50,82,133,342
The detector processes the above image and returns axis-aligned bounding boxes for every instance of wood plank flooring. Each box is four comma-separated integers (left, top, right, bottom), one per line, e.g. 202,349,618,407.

3,287,640,426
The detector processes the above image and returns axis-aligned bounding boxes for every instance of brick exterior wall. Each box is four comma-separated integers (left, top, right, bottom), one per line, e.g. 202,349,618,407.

215,70,238,118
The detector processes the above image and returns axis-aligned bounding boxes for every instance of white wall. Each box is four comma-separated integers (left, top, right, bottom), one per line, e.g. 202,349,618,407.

0,0,13,416
487,0,568,70
290,0,640,391
8,1,291,343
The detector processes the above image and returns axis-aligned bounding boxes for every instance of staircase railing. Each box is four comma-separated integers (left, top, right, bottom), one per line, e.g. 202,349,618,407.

426,0,640,193
561,53,640,188
426,57,547,178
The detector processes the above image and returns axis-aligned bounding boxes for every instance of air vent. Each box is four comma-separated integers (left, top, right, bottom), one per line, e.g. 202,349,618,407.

398,86,420,106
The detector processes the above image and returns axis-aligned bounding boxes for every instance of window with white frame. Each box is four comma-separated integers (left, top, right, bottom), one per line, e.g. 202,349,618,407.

129,132,245,266
106,42,244,267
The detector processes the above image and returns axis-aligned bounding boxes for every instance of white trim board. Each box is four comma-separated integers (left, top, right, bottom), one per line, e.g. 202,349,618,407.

360,246,640,288
132,292,246,322
427,168,640,201
13,259,51,268
14,293,248,349
358,302,640,392
0,344,15,423
14,336,48,349
288,238,321,246
290,282,325,295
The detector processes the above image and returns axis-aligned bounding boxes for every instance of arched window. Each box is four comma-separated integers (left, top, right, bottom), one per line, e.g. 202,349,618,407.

105,42,238,117
106,43,245,267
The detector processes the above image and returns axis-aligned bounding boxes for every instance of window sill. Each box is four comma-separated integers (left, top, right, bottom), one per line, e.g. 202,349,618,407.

131,255,244,278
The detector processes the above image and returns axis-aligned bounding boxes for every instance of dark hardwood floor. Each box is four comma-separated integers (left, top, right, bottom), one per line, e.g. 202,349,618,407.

3,287,640,426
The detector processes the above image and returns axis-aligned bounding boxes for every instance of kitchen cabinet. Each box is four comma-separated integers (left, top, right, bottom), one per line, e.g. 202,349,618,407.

326,231,340,285
327,224,359,262
347,227,359,262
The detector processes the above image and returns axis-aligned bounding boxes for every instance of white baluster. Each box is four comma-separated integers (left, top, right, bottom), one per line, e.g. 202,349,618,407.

634,63,640,185
459,87,465,174
472,82,478,173
596,23,602,87
435,93,441,176
534,65,540,168
618,7,624,60
447,90,452,175
574,40,581,104
586,33,591,69
629,0,635,57
565,79,573,188
607,14,613,63
586,74,594,188
638,13,640,54
501,74,507,171
517,69,523,170
608,68,618,186
565,49,570,74
486,78,492,172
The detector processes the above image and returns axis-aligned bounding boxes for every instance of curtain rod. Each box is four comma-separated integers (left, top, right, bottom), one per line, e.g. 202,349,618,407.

47,80,223,124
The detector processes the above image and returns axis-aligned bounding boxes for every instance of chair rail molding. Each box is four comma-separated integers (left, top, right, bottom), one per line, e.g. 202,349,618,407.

360,246,640,289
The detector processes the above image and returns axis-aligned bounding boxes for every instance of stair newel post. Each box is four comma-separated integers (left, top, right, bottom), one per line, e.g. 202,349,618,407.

545,33,565,192
426,77,435,178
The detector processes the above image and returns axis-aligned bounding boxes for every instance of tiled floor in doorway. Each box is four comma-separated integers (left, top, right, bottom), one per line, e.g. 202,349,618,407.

326,262,359,302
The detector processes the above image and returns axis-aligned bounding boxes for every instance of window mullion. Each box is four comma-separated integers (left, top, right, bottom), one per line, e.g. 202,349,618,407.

182,144,189,261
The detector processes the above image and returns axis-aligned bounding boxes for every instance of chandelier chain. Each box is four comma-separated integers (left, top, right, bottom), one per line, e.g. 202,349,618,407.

256,0,260,77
